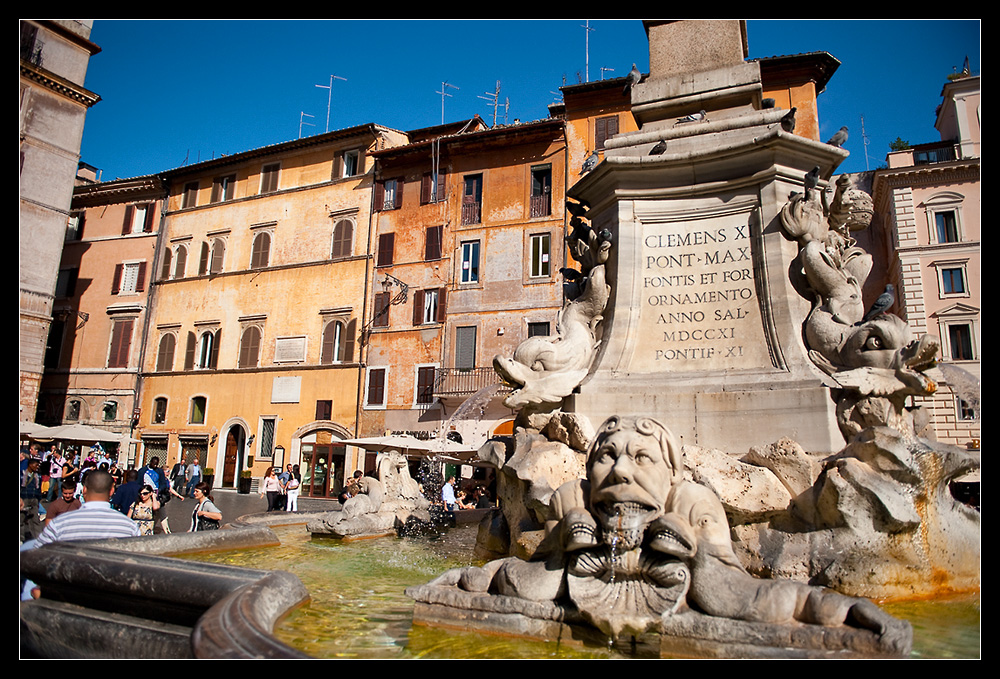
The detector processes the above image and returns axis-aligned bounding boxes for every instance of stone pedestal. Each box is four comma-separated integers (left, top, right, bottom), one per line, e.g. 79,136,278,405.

568,20,849,454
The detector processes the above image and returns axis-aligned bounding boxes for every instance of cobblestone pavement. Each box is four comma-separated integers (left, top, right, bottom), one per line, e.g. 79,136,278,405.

157,487,341,532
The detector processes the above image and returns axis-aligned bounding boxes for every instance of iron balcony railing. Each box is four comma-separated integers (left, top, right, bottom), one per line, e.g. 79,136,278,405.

433,367,510,399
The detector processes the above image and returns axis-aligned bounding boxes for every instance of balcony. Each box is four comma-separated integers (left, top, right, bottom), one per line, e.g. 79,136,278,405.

433,367,510,402
461,201,481,226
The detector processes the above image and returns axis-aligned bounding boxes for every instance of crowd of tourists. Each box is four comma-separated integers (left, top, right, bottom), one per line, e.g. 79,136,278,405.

19,443,224,601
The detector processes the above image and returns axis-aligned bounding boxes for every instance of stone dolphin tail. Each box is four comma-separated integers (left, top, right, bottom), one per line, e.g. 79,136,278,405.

651,481,912,653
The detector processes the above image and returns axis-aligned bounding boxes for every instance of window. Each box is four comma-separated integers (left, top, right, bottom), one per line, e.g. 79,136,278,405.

462,174,483,225
251,231,271,269
316,400,333,420
152,397,168,424
156,333,176,371
238,326,262,368
192,329,220,370
108,318,135,368
416,366,436,405
375,178,402,211
67,399,81,421
530,166,552,218
372,292,391,328
123,203,155,235
940,266,967,296
211,174,236,203
425,225,443,261
340,149,361,178
365,367,387,407
259,418,276,457
190,396,207,425
376,232,395,267
102,401,118,422
460,240,480,284
112,261,147,295
331,219,353,259
935,211,959,244
66,211,85,241
260,162,280,194
44,319,65,369
182,181,199,208
528,322,550,338
595,115,619,150
210,238,225,274
455,326,477,371
55,268,78,298
948,323,975,361
413,288,446,325
957,397,979,421
529,233,551,278
173,245,188,279
199,242,210,276
160,248,173,280
321,319,355,364
421,171,446,204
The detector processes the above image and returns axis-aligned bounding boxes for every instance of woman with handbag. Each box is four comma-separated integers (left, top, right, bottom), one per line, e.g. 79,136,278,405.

127,484,161,536
260,467,282,512
190,482,222,531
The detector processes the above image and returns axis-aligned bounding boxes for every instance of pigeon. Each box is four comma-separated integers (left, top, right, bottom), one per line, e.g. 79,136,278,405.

780,107,797,133
762,98,776,109
804,166,821,191
579,151,599,175
649,140,668,155
623,63,641,95
861,284,895,322
675,109,707,125
826,126,849,148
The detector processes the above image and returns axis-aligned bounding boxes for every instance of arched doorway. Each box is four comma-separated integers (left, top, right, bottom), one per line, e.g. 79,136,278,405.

222,425,246,487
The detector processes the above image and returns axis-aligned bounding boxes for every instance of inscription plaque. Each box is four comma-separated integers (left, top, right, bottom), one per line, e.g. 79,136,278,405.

630,205,771,372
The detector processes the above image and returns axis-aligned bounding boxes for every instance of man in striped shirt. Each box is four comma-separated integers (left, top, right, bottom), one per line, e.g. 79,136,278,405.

35,469,140,546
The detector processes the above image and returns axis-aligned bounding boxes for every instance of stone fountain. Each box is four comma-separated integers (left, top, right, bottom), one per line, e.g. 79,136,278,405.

406,20,979,658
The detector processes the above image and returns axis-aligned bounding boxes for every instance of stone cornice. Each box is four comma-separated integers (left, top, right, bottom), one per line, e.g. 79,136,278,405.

20,61,101,108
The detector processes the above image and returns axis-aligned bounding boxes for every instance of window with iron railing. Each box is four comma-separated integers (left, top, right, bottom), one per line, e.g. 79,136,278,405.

462,174,482,225
530,166,551,218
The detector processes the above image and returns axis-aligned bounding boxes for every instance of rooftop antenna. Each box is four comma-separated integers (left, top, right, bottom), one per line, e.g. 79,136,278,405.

437,81,459,125
582,20,595,82
479,81,502,127
298,112,315,139
861,114,871,171
315,74,347,133
600,67,615,80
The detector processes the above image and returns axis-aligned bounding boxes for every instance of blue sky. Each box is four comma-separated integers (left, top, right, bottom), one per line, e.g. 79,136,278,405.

79,19,980,181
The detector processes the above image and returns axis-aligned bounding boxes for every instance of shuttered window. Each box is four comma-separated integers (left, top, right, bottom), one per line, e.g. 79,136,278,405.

595,115,619,150
156,334,176,372
373,292,391,328
416,366,436,405
377,233,395,267
425,225,443,261
260,163,280,194
366,368,386,407
251,232,271,269
455,326,477,370
238,326,261,368
108,319,134,369
331,219,353,259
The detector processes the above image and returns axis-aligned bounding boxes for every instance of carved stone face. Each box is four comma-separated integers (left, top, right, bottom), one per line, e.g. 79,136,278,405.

587,416,679,550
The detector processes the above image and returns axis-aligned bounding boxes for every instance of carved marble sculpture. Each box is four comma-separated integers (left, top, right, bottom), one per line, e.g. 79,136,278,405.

493,200,611,411
408,415,912,657
308,451,430,540
780,173,939,439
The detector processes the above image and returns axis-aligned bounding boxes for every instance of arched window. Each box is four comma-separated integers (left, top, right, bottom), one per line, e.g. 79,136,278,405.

251,231,271,269
210,238,225,274
321,319,356,364
196,329,220,369
160,247,172,280
174,244,187,279
156,333,176,371
238,326,262,368
331,219,353,259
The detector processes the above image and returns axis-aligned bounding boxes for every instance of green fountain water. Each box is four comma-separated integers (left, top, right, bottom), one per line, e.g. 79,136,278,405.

181,523,979,659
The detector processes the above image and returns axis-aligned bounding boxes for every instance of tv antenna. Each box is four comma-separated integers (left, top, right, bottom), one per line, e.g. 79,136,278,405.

600,67,615,80
582,20,595,82
315,74,347,134
437,81,459,124
861,114,871,171
479,81,506,127
298,112,315,139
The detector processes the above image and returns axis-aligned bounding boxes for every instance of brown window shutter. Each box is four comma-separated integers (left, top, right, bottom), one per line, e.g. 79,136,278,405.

421,173,431,204
135,261,147,292
211,239,225,273
111,263,123,294
437,172,447,202
436,287,447,323
143,204,156,232
412,289,425,326
342,319,356,362
209,329,221,368
373,181,384,212
377,233,394,267
425,225,442,261
156,334,175,371
184,331,196,370
332,220,352,259
393,179,404,209
160,249,172,280
122,206,134,235
199,242,210,275
109,319,134,368
367,368,385,405
321,321,335,364
373,292,390,328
